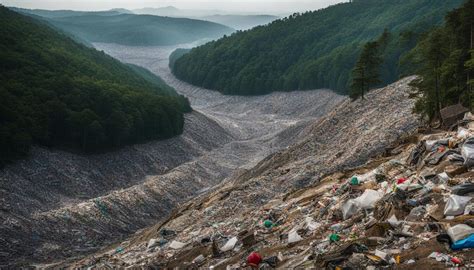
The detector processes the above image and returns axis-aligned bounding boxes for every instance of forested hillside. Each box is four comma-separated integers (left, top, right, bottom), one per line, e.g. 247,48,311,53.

410,0,474,119
35,13,233,46
169,48,192,69
172,0,464,95
0,7,191,165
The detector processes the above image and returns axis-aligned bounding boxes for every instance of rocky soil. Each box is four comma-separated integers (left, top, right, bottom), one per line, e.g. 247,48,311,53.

70,77,427,268
0,43,343,266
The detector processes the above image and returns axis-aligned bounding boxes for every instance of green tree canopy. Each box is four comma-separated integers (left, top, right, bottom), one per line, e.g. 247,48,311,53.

350,41,382,100
412,0,474,119
171,0,463,95
0,7,192,165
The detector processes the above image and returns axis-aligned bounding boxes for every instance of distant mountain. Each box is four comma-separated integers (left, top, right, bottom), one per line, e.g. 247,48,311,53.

10,7,122,18
133,6,268,17
132,6,277,30
171,0,465,95
202,14,278,30
0,7,191,164
133,6,182,16
15,10,234,46
109,8,133,14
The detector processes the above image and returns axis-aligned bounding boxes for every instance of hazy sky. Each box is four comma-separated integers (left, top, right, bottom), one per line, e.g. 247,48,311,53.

1,0,345,14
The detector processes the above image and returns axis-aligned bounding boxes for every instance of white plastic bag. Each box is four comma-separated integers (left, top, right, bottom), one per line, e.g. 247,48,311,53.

305,217,320,231
147,238,159,249
444,195,472,216
353,189,382,209
169,240,186,249
342,199,359,219
375,249,389,261
220,237,238,252
288,229,303,243
447,224,474,243
425,140,437,151
387,215,400,227
342,189,382,219
457,128,471,140
354,169,378,183
437,172,450,183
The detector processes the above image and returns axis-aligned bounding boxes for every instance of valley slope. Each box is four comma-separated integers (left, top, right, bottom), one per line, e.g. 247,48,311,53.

0,42,343,266
70,76,422,268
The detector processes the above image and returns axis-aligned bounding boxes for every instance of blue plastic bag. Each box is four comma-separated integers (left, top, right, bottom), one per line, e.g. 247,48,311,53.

451,234,474,250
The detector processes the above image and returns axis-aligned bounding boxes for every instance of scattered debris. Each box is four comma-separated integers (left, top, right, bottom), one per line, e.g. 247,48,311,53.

220,237,238,252
67,78,474,269
247,252,262,268
169,240,186,250
440,104,469,129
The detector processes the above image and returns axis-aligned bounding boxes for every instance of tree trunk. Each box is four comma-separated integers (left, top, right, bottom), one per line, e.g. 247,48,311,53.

435,67,441,118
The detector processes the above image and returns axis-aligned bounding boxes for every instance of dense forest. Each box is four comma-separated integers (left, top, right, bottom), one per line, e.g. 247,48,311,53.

0,7,191,165
409,0,474,119
171,0,464,95
169,49,192,70
16,9,234,46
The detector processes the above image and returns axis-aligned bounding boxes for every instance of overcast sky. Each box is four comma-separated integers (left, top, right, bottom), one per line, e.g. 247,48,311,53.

1,0,346,14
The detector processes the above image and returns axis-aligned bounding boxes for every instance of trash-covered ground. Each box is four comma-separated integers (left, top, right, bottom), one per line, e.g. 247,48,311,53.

0,44,343,266
66,77,473,269
0,111,236,264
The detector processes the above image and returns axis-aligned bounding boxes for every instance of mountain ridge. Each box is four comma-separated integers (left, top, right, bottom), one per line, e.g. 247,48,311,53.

13,7,234,46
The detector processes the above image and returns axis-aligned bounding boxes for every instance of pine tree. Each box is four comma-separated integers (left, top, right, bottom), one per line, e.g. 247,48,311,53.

467,49,474,91
412,0,474,120
413,28,448,118
350,41,382,100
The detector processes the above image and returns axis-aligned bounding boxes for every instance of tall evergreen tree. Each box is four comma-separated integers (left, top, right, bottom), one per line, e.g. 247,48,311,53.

467,49,474,91
413,0,474,119
350,41,382,100
418,29,448,117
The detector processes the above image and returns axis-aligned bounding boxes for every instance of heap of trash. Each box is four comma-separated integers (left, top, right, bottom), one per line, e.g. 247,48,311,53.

73,113,474,269
68,79,472,269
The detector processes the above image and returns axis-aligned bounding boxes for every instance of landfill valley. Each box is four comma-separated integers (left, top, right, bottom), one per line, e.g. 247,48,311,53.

0,43,344,266
1,0,474,268
2,43,474,269
66,75,474,269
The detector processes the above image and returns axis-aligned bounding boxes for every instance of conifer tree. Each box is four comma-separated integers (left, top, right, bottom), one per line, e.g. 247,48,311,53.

412,0,474,119
350,41,382,100
467,49,474,93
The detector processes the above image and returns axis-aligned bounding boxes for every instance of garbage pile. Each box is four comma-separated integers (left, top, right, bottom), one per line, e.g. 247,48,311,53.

72,112,474,269
63,77,433,269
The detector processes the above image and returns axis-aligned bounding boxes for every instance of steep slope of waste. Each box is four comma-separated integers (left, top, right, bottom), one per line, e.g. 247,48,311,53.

69,77,460,269
0,43,343,266
0,111,233,264
0,112,230,215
